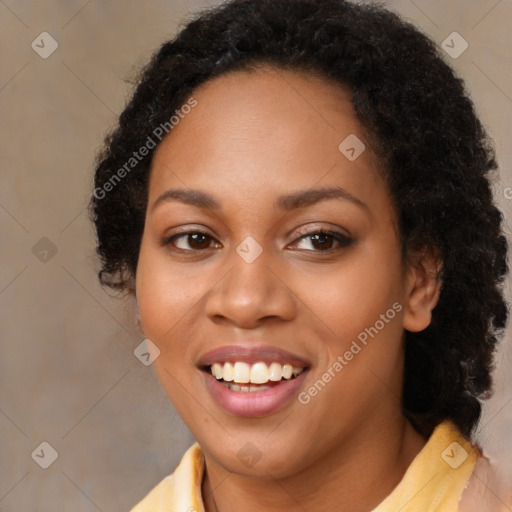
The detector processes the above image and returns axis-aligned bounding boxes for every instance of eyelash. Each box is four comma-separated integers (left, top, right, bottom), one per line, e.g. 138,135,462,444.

162,228,353,254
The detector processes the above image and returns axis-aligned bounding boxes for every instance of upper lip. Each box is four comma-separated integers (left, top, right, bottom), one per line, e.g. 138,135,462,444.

197,344,311,368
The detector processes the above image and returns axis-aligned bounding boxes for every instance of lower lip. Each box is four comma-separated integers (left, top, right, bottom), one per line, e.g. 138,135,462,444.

202,370,308,417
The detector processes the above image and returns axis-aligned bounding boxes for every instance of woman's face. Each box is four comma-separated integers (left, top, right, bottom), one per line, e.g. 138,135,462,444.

136,66,422,478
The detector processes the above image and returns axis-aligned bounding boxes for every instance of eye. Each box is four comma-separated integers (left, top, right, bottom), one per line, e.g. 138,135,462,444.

163,231,221,251
291,229,353,252
162,228,352,253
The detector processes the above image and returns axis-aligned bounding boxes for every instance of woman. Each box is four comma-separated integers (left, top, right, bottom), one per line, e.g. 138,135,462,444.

89,0,510,510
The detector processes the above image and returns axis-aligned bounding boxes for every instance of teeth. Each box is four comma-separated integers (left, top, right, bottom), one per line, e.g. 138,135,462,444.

209,361,305,384
220,382,272,392
250,362,269,384
282,364,293,379
268,362,282,381
233,362,250,383
212,363,223,380
223,362,234,381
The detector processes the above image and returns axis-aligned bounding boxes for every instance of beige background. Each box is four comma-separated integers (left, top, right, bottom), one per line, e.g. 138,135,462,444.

1,0,511,510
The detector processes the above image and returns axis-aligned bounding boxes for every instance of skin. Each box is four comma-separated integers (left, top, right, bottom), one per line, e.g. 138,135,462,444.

135,65,442,512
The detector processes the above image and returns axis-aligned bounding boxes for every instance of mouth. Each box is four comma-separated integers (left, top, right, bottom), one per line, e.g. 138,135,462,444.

197,345,310,417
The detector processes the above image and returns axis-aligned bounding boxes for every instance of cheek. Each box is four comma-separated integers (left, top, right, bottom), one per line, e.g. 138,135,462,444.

135,244,205,410
136,241,206,339
292,244,404,345
289,238,406,412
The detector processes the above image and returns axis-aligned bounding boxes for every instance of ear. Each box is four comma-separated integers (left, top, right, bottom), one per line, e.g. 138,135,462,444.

402,248,442,333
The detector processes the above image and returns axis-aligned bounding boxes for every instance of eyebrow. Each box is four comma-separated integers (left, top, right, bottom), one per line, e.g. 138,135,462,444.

150,186,369,213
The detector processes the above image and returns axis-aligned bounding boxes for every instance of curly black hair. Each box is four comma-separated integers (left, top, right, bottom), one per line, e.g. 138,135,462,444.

89,0,509,439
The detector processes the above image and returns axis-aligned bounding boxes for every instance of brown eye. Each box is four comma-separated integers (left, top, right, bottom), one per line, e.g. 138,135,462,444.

293,230,353,252
309,233,335,250
165,232,219,251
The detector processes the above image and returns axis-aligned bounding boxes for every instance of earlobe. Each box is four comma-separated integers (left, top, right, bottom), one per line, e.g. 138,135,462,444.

402,250,443,333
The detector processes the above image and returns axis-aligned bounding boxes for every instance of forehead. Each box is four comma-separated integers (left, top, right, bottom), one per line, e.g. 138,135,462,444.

148,66,386,212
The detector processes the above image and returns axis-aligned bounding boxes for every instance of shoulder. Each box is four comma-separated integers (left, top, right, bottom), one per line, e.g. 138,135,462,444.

129,474,176,512
459,455,512,512
129,443,204,512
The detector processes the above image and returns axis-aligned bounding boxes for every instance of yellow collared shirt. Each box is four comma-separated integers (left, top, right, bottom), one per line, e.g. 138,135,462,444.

130,421,480,512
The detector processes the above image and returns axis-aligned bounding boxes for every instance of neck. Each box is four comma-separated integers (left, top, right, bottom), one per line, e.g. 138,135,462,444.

201,417,426,512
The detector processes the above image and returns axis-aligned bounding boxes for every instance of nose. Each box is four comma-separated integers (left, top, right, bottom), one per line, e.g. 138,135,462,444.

204,246,297,329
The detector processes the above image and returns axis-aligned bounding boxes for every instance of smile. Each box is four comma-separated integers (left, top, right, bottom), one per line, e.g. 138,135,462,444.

198,345,311,416
210,361,305,390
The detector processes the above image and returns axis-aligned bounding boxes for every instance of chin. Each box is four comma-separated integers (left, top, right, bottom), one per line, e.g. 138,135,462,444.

199,432,313,480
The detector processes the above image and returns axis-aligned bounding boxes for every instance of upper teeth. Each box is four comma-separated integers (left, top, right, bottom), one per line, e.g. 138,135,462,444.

210,361,304,384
